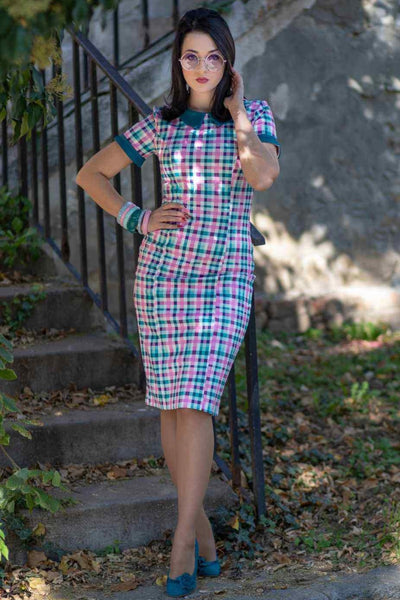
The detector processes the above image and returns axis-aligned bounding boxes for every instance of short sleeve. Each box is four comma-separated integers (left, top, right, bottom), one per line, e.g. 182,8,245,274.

114,106,158,167
252,99,281,159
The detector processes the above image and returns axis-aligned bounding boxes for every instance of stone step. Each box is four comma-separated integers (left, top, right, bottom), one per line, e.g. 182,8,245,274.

2,404,160,468
0,282,106,332
3,332,140,395
10,471,238,564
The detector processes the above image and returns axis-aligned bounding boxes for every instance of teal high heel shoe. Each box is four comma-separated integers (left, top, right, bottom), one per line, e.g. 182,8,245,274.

197,538,221,577
198,554,221,577
166,538,198,597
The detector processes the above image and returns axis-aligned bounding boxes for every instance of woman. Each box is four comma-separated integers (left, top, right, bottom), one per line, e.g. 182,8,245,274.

75,7,280,597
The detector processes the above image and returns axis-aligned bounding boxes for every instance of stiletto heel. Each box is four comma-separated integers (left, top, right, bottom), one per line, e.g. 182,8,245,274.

196,526,221,577
197,551,221,577
166,539,199,597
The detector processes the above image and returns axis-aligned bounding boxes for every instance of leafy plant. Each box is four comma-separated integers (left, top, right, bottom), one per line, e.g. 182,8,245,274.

327,320,389,343
0,333,71,570
211,501,265,563
0,1,119,144
96,540,122,556
0,186,43,270
0,283,46,333
200,0,236,14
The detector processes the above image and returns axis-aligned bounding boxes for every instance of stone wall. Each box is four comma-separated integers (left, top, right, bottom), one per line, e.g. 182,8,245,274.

243,0,400,311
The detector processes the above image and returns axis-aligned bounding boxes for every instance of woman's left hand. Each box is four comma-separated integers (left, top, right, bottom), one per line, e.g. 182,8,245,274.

223,68,245,117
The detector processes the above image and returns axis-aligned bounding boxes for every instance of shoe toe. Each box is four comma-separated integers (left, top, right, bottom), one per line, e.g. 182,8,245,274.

166,541,198,597
166,572,196,597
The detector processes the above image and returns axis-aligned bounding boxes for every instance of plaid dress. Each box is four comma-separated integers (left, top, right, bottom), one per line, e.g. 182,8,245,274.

114,98,280,416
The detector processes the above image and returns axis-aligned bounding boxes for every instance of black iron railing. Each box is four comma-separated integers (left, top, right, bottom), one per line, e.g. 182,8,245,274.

78,0,181,94
0,20,266,520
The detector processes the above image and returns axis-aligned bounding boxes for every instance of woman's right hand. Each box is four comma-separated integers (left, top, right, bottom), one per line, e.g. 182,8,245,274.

147,202,191,233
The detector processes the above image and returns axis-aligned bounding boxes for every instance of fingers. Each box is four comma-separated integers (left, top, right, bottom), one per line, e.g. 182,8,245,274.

148,202,192,233
160,204,191,224
163,223,186,229
161,210,190,219
162,203,191,216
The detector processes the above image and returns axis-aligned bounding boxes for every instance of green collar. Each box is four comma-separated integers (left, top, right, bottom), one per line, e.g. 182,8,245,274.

180,108,233,128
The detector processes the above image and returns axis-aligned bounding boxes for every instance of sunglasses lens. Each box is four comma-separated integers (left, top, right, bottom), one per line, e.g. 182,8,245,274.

206,54,224,71
180,52,225,71
181,53,198,70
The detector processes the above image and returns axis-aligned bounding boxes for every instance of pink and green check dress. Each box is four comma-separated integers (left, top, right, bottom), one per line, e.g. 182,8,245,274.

114,98,280,416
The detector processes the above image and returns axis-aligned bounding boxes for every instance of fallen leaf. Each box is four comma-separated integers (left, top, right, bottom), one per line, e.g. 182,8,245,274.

44,571,64,584
227,514,240,530
27,550,47,568
110,580,139,591
69,550,101,573
107,466,127,480
93,394,112,406
32,522,46,537
28,577,51,595
156,574,167,586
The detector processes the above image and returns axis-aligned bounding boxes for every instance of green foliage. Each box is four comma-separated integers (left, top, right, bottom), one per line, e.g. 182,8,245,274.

0,185,43,270
211,502,266,564
0,333,70,568
303,321,389,343
0,283,46,333
0,1,119,75
0,1,119,144
96,540,122,556
343,436,400,480
0,53,71,143
303,327,323,341
199,0,236,14
327,320,389,342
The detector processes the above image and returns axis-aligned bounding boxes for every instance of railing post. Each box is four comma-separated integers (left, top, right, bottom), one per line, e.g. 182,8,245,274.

40,69,51,239
53,36,70,263
227,363,242,490
90,58,108,312
172,0,180,29
17,134,29,228
142,0,150,49
113,5,120,69
72,37,88,286
244,291,266,520
110,82,128,339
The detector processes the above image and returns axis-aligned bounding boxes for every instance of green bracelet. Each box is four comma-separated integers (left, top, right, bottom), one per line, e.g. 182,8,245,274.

126,208,143,233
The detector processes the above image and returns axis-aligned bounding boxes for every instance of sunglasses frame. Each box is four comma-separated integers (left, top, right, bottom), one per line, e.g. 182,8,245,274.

178,51,227,72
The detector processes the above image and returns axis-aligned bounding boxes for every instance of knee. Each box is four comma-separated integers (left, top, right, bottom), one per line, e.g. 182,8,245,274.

177,408,212,420
161,408,178,415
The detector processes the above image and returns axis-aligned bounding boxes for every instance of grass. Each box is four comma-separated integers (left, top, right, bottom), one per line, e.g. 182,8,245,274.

215,321,400,573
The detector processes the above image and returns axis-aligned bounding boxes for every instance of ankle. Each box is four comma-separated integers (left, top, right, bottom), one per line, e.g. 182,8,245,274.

195,513,217,560
197,508,210,526
173,527,196,547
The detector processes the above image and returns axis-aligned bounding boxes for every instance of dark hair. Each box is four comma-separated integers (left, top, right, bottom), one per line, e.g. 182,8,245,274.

160,8,235,123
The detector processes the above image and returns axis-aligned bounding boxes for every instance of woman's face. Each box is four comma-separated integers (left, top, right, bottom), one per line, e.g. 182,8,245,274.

180,31,226,95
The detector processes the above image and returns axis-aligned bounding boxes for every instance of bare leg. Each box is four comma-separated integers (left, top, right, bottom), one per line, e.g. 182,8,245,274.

160,410,217,561
160,410,217,560
160,408,216,579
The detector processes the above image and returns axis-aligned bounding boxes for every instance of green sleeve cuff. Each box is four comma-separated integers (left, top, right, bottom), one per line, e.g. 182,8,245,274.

257,133,281,158
114,134,145,167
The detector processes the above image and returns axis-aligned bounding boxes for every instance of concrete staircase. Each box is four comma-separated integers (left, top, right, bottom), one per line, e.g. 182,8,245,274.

1,248,238,564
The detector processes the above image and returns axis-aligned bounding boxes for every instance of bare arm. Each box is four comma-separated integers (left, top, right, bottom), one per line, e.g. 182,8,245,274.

233,108,280,191
74,142,133,217
75,141,190,231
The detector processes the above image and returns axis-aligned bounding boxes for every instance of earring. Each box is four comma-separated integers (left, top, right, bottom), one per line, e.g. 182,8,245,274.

186,83,189,93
